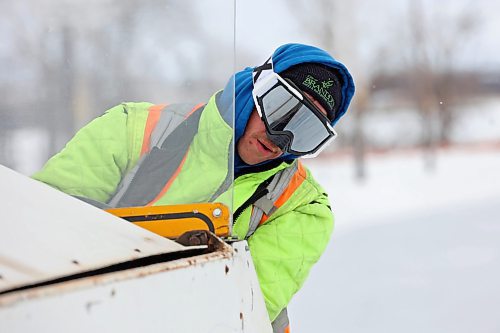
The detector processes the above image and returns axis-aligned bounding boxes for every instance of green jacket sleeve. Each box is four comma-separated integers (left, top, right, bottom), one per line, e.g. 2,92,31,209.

32,104,138,203
248,196,334,321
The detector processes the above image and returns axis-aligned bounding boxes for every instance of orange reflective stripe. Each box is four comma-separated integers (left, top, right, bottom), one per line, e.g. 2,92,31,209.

259,161,307,225
146,149,190,206
284,325,291,333
140,104,166,156
185,102,205,119
144,103,205,206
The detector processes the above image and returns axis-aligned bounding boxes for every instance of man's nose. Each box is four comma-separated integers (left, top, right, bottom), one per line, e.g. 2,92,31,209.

266,132,290,152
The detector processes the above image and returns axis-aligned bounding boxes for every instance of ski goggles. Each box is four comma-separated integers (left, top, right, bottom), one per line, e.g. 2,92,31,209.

252,59,336,157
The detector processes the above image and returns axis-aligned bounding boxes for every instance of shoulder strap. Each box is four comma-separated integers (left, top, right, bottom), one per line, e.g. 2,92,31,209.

108,104,204,208
271,308,290,333
244,161,305,239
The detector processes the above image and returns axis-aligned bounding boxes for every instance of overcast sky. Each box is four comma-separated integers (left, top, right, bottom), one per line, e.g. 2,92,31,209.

199,0,500,72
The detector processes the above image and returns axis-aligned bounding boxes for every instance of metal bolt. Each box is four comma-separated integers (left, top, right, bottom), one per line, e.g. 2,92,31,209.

213,208,222,218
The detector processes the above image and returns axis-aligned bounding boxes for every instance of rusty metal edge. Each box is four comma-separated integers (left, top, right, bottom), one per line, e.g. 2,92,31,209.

0,236,233,308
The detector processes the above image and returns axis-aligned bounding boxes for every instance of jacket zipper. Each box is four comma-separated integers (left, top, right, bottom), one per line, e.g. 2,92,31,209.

232,176,274,223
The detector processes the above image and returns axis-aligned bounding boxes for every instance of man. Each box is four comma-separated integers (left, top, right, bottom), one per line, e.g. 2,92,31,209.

33,43,355,331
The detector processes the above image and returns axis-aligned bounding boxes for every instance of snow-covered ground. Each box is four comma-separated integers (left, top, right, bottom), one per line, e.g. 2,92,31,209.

291,148,500,332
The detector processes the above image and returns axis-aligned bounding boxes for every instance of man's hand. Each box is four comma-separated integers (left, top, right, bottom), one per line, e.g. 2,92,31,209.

175,230,210,246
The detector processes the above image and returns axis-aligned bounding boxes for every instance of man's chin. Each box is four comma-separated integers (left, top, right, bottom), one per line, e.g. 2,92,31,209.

237,152,270,166
242,157,266,166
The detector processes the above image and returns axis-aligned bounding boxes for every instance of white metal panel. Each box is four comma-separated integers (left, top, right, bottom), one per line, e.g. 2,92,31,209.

0,241,272,333
0,165,187,292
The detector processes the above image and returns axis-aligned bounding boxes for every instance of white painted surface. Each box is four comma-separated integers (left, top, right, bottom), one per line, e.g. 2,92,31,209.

0,165,187,293
0,241,272,333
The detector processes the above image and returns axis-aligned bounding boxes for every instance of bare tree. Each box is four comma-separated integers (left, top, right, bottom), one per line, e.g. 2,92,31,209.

431,7,479,144
286,0,376,181
405,0,479,170
407,0,438,170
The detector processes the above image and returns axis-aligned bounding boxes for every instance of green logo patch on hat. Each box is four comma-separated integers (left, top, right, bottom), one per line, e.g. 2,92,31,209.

302,75,336,109
280,63,343,121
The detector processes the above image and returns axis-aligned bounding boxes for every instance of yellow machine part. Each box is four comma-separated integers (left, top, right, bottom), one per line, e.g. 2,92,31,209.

106,203,231,239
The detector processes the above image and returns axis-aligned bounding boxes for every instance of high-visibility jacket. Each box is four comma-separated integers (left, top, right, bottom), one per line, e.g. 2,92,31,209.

33,92,334,322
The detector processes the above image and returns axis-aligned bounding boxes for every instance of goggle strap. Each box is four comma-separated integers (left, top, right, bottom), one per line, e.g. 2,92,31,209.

252,56,273,84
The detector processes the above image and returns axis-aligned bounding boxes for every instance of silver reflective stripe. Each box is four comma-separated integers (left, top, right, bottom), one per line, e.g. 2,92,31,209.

107,104,197,208
271,308,289,333
254,196,275,216
150,104,194,147
245,161,299,239
107,156,144,207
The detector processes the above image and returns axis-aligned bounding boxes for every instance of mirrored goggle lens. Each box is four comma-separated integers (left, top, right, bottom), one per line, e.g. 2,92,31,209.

261,84,299,126
259,85,332,153
284,109,332,153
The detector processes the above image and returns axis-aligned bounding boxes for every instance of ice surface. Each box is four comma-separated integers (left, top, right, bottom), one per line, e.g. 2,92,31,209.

291,149,500,332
